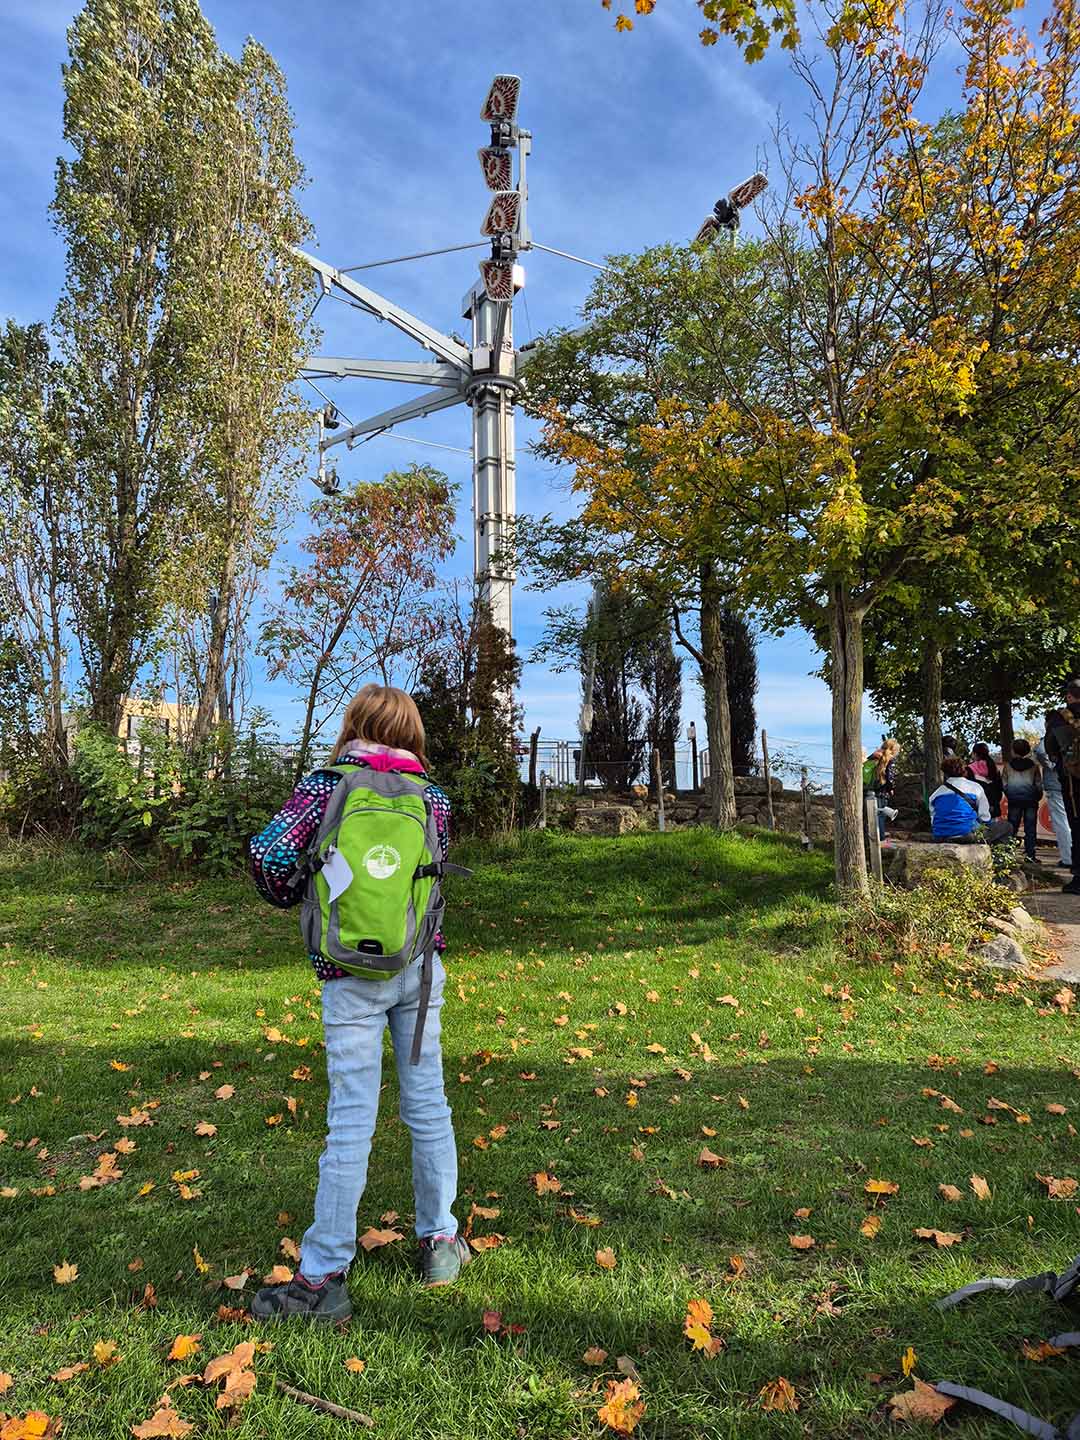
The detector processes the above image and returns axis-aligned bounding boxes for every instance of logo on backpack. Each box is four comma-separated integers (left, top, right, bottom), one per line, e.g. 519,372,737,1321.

363,844,401,880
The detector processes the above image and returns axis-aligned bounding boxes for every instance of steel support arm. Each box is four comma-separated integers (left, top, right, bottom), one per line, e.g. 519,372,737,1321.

294,247,471,370
323,387,468,450
303,356,466,388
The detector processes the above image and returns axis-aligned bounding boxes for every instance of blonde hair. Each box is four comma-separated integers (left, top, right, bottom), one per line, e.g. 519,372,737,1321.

875,737,900,784
329,684,427,768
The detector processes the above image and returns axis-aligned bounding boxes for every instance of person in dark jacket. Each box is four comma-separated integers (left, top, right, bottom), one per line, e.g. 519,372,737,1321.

1045,679,1080,895
1001,739,1042,861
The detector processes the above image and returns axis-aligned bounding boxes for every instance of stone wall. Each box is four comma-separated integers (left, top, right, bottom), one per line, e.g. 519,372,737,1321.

544,775,834,840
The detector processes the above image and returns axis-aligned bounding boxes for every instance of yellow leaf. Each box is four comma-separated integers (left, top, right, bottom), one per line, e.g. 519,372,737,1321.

262,1265,293,1285
902,1345,917,1377
865,1178,899,1195
0,1374,11,1395
970,1174,991,1201
344,1356,366,1374
52,1260,78,1284
192,1246,209,1275
168,1335,201,1362
598,1378,644,1433
110,1060,129,1072
860,1214,882,1238
93,1340,121,1368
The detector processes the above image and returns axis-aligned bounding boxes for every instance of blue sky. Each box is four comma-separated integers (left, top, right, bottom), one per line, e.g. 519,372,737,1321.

0,0,904,774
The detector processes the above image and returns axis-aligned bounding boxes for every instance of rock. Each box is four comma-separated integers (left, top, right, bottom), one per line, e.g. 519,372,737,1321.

1008,906,1036,931
985,915,1023,940
888,841,993,889
571,805,641,837
975,935,1030,972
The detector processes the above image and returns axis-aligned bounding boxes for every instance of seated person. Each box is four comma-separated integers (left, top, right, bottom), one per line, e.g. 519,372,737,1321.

929,757,1012,844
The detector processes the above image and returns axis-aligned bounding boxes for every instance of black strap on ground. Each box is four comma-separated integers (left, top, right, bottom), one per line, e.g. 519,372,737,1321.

937,1252,1080,1310
932,1383,1067,1440
410,947,434,1066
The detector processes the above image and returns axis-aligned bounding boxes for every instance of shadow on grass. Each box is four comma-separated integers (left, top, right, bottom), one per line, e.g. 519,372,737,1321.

0,827,838,974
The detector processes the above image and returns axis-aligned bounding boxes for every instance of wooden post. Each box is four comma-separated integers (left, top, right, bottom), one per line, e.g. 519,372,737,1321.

528,726,540,788
539,771,548,829
865,792,884,883
653,748,666,832
800,767,812,850
761,729,776,831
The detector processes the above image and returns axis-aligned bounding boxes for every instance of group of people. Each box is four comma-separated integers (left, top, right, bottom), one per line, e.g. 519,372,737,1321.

865,679,1080,897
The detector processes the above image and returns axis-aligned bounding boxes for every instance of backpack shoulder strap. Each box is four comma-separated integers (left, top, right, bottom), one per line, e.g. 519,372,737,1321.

944,780,980,812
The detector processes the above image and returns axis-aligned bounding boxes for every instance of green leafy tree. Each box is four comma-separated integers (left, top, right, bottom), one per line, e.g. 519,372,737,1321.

168,38,317,743
639,618,683,791
411,586,522,836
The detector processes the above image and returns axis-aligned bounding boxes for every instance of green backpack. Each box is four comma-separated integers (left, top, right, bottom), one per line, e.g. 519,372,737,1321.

296,765,470,1063
862,757,879,788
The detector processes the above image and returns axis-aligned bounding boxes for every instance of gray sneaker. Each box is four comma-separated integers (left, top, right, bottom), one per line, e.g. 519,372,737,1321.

419,1234,471,1288
251,1271,351,1322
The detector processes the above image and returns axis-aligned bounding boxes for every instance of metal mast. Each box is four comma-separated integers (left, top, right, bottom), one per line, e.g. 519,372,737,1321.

296,74,529,649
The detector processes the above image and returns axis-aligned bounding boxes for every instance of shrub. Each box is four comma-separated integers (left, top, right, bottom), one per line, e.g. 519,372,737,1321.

844,867,1015,969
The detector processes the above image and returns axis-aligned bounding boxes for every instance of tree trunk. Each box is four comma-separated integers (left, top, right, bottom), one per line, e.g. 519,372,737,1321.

700,563,736,829
192,540,238,745
996,696,1014,756
294,658,326,785
921,636,942,800
828,584,868,896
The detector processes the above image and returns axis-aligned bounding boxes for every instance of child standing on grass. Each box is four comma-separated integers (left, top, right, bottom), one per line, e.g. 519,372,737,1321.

248,685,469,1322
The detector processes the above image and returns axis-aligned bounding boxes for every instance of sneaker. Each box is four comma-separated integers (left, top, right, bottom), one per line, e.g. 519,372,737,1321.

251,1271,351,1322
419,1234,471,1288
1061,878,1080,896
882,806,899,821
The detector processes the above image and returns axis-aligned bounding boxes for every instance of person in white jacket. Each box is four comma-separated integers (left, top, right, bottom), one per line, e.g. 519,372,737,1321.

1037,719,1072,869
929,758,1011,843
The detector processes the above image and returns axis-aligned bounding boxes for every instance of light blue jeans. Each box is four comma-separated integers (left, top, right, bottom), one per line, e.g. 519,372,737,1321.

1045,783,1073,866
299,956,459,1283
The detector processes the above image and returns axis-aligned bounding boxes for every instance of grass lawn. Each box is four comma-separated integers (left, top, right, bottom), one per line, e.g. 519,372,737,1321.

1,828,1078,1440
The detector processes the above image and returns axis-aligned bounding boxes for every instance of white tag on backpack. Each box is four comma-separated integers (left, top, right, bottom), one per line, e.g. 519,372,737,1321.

321,847,354,903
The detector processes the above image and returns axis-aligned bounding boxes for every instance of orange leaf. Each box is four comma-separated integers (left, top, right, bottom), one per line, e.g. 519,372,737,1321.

52,1261,78,1285
1021,1340,1066,1362
913,1227,964,1248
595,1247,617,1269
51,1363,90,1382
938,1184,963,1202
887,1378,957,1424
1036,1173,1078,1199
531,1172,562,1195
584,1346,608,1366
344,1357,366,1373
358,1227,404,1251
131,1398,194,1437
860,1215,882,1238
697,1147,724,1169
788,1234,815,1250
0,1375,11,1396
193,1122,217,1137
759,1377,798,1412
468,1233,507,1252
970,1174,992,1201
262,1265,292,1285
222,1271,249,1290
597,1378,645,1433
214,1085,235,1100
864,1178,899,1195
168,1335,201,1362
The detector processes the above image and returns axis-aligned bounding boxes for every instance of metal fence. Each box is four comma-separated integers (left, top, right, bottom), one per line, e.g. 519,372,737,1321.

521,740,701,790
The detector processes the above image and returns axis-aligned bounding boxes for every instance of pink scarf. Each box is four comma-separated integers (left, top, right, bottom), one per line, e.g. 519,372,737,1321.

337,738,425,775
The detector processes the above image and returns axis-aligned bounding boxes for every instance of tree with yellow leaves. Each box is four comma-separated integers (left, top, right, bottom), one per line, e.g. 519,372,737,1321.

546,0,1080,892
